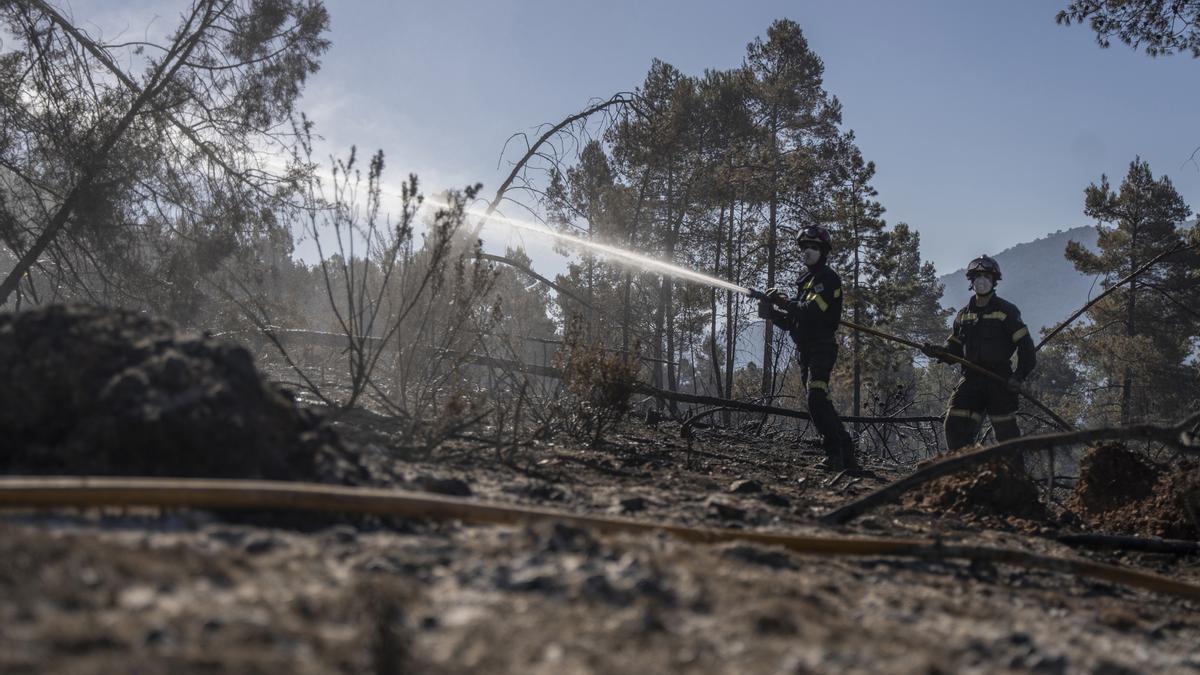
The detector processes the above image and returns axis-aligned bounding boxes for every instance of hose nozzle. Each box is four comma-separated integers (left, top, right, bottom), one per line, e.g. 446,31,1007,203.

747,287,788,307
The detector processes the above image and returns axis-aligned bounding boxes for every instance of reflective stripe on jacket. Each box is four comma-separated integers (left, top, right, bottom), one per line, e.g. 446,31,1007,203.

769,263,843,345
943,293,1036,379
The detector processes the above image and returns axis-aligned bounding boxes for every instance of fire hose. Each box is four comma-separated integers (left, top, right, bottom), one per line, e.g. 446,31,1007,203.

0,476,1197,602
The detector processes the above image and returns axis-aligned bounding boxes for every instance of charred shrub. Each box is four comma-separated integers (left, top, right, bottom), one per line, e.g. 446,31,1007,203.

553,318,640,447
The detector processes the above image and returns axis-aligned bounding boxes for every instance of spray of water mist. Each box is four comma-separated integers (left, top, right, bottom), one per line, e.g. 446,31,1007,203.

420,197,752,296
411,199,1077,429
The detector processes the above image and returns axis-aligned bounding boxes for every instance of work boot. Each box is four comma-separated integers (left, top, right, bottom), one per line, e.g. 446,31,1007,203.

839,435,861,472
818,439,846,471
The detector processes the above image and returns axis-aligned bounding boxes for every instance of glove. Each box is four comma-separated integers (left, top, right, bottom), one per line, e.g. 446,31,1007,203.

756,299,773,319
920,342,947,363
764,287,789,305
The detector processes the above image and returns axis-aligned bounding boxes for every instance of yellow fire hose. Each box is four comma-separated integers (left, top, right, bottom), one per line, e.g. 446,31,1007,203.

0,476,1196,603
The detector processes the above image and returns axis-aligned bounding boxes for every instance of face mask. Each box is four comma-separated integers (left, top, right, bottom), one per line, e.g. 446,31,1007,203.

972,276,993,296
802,247,822,266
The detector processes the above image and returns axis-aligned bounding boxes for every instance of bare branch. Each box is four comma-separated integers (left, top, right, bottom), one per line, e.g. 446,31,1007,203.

820,410,1200,525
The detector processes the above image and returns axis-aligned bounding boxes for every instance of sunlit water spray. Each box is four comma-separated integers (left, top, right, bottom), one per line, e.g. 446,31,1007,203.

421,197,752,296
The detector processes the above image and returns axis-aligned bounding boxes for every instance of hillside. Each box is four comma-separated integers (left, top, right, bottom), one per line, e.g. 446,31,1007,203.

938,226,1101,336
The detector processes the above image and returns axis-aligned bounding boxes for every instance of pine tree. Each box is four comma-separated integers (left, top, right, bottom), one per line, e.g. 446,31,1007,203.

826,137,886,419
744,19,842,397
1063,158,1199,424
862,222,951,413
0,0,330,309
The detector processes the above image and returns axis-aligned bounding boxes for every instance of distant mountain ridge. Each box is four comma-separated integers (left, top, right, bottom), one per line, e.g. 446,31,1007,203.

937,226,1101,336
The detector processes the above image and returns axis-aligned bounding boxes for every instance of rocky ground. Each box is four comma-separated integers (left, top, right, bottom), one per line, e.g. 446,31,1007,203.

2,305,1199,674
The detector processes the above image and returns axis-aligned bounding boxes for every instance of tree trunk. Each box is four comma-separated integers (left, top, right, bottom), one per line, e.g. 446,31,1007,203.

663,205,681,416
651,167,675,404
622,174,650,353
1121,221,1139,424
724,198,738,426
852,211,862,423
709,204,726,399
761,111,779,397
652,280,667,397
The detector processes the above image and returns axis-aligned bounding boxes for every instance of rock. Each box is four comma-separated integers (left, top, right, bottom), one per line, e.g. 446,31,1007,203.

581,574,631,606
536,523,599,555
753,610,798,635
759,492,790,507
721,545,796,570
639,608,666,633
244,536,278,555
144,628,166,646
1092,660,1140,675
325,525,357,544
855,515,886,531
1029,654,1068,674
706,498,746,522
206,528,247,546
420,477,472,497
618,496,647,513
728,479,763,494
526,484,566,502
497,567,560,594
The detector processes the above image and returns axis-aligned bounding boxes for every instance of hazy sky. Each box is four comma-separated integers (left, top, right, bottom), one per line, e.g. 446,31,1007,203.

75,1,1200,277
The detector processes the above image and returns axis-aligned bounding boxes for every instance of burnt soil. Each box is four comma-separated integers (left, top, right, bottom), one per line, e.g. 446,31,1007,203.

902,448,1049,531
2,305,1199,674
1070,442,1200,540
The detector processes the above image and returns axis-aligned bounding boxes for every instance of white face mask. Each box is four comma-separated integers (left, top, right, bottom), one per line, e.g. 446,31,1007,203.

802,247,822,266
972,276,994,296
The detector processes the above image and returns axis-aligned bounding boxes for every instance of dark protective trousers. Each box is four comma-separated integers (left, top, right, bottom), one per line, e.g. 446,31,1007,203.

944,375,1021,450
799,342,851,452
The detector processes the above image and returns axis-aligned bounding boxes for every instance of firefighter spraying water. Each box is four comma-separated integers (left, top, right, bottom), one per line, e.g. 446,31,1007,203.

430,199,1071,438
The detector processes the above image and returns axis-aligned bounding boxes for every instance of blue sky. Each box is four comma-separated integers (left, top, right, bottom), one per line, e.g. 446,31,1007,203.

78,1,1200,276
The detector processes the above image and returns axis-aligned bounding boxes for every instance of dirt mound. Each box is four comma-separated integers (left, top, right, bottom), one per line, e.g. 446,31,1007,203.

1070,443,1200,539
1071,442,1157,514
0,304,354,482
903,448,1047,526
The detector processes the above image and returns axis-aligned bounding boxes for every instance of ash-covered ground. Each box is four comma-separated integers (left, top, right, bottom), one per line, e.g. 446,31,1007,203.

2,305,1198,674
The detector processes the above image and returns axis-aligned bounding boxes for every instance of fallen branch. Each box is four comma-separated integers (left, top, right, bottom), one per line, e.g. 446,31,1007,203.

464,352,939,424
0,476,1197,602
819,410,1200,525
633,382,941,425
1057,533,1200,556
235,330,942,427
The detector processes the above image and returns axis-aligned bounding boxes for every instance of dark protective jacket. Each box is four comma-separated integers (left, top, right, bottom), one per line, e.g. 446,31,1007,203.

767,263,843,346
942,293,1036,379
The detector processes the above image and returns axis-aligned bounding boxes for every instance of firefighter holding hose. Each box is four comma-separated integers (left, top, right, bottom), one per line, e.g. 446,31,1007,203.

756,225,858,471
923,255,1037,451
